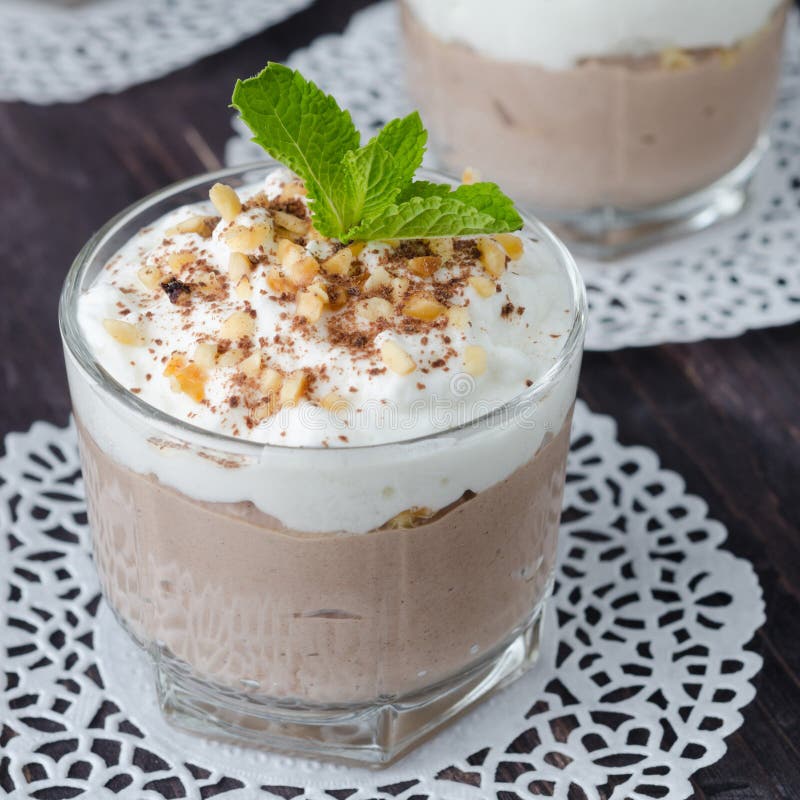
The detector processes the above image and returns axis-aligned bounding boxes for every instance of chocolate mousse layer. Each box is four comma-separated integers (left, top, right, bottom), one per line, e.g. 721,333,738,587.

402,3,786,210
78,411,572,706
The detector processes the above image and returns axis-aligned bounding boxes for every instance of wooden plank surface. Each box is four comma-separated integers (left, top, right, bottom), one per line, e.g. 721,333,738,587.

0,1,798,796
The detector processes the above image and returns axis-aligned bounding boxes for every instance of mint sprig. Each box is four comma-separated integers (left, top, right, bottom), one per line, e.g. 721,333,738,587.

232,63,523,242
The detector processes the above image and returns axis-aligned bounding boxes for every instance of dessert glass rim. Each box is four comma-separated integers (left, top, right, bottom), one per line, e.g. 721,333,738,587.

59,159,587,455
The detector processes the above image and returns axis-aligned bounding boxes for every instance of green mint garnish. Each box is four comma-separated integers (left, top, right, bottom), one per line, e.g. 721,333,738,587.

231,63,523,243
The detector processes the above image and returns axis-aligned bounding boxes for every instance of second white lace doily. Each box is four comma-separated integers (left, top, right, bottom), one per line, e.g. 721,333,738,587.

0,0,314,105
226,1,800,352
1,401,764,799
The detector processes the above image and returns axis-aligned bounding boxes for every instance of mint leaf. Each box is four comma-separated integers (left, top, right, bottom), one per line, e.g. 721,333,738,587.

347,196,502,241
396,180,450,203
232,63,360,237
347,182,523,241
373,112,427,189
449,183,523,229
337,141,399,233
396,182,521,224
336,112,427,232
232,65,523,242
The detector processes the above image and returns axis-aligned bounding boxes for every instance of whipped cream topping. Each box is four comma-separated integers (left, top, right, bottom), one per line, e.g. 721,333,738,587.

78,169,574,447
70,168,582,532
404,0,784,70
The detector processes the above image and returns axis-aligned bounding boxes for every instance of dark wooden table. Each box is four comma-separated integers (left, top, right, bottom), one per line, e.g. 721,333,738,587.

1,1,798,797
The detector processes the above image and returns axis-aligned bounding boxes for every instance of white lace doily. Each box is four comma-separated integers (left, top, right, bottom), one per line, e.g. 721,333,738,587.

226,2,800,351
0,0,314,105
1,401,764,799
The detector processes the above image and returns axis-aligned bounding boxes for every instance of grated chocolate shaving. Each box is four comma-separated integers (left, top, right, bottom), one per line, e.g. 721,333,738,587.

161,277,192,305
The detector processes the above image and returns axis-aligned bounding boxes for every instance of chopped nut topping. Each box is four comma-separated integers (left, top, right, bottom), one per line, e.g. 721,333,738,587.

217,348,244,368
279,370,309,407
193,270,223,296
403,292,446,322
253,398,277,421
326,283,348,310
363,265,392,292
322,247,354,276
386,506,434,529
461,166,481,185
163,352,186,377
304,226,325,243
381,340,416,375
278,180,307,201
296,289,326,323
274,227,304,244
174,363,206,402
163,352,206,402
468,274,496,298
209,183,242,222
228,252,253,282
239,351,263,378
463,344,487,377
319,391,349,416
192,342,217,369
95,171,545,436
407,255,441,277
273,209,310,235
137,265,163,291
276,238,299,262
223,220,273,253
167,251,195,274
718,47,740,69
278,239,320,286
446,306,470,329
220,310,256,340
477,237,507,278
103,319,144,346
357,296,394,322
307,280,329,303
166,215,217,238
660,47,694,70
391,275,410,302
428,238,454,260
267,267,294,295
235,276,253,300
259,367,283,395
175,364,206,403
493,233,524,261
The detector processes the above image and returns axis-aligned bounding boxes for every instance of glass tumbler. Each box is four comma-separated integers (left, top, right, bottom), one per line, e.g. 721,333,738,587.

59,163,587,764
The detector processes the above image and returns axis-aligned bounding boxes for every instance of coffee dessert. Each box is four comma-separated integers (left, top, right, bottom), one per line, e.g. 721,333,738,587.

402,0,788,249
73,167,578,692
60,64,585,762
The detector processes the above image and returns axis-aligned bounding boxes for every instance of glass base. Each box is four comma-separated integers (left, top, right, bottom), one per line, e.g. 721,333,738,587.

532,137,767,260
153,606,545,766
